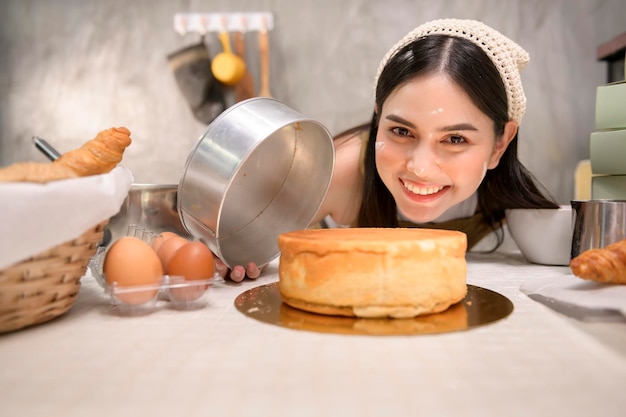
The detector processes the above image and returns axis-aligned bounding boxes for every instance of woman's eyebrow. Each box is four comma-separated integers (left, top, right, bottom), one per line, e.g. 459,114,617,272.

385,114,415,128
385,114,478,132
437,123,478,132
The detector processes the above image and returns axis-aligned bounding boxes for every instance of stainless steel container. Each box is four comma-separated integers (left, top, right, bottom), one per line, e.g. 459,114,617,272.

571,199,626,258
177,98,335,268
106,184,191,246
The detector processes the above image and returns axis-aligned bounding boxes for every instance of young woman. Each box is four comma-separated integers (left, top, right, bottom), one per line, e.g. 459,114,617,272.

221,18,558,282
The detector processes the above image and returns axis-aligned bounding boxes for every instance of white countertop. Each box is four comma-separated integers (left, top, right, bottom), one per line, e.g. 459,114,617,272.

1,251,625,417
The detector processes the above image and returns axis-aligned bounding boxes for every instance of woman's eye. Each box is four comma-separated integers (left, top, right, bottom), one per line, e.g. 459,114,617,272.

391,127,412,137
448,135,466,144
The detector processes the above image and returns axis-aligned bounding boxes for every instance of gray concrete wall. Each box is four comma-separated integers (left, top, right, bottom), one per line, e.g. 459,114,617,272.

1,0,625,203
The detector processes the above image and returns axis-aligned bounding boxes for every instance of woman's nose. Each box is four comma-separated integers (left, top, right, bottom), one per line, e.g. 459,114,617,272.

406,144,440,176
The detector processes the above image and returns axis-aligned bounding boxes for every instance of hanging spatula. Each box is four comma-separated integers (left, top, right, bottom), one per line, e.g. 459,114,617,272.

258,27,272,98
233,31,256,102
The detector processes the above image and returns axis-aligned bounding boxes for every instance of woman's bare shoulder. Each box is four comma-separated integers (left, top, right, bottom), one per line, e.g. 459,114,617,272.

312,131,366,225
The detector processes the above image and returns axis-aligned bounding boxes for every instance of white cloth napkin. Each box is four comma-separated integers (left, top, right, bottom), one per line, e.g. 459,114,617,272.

520,273,626,321
0,166,134,270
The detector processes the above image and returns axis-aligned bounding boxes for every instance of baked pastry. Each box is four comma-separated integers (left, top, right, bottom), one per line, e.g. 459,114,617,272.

278,299,468,335
278,228,468,318
570,239,626,284
54,127,131,176
0,127,131,183
0,162,78,183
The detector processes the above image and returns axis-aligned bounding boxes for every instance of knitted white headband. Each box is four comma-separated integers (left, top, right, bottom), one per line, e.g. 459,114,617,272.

374,18,530,124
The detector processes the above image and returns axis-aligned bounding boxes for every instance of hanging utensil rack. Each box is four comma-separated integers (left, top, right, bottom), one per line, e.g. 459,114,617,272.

174,12,274,35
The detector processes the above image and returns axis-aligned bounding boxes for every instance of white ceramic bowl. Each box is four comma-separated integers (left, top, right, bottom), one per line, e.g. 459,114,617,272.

505,205,574,266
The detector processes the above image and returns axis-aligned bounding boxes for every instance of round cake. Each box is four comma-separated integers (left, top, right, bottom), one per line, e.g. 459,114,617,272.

278,228,467,318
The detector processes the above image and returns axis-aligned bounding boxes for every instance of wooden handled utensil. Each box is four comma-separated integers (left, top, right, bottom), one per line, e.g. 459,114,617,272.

258,28,272,98
211,31,246,87
233,31,255,102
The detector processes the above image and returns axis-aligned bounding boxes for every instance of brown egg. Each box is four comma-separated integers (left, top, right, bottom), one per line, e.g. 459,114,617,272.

150,234,166,253
151,231,182,254
156,235,188,270
103,236,164,305
160,231,182,241
167,241,215,302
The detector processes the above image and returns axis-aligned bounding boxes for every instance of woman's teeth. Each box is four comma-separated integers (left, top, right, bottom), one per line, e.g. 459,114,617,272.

402,180,444,195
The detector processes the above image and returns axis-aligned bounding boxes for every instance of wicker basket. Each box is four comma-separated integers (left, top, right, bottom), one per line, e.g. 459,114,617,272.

0,221,107,334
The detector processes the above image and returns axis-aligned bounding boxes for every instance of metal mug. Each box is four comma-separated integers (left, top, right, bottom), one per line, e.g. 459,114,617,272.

177,97,335,268
106,184,191,246
570,199,626,258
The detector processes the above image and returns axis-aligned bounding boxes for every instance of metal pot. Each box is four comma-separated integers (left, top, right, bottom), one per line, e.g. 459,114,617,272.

106,184,191,246
177,97,335,268
571,199,626,258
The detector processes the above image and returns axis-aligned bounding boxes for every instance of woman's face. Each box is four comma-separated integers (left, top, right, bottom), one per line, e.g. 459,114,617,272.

375,74,514,223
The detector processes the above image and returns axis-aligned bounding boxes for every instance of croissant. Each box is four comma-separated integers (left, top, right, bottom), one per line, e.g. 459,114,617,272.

569,239,626,284
54,126,132,176
0,162,78,183
0,127,131,183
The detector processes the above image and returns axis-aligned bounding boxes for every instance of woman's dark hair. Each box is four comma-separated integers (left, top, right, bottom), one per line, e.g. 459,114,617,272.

355,35,558,247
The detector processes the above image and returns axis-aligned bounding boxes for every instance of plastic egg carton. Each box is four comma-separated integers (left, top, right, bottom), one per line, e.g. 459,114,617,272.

88,227,217,316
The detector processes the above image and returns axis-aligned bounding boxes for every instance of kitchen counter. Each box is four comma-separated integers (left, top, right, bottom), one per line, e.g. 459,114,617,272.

1,251,625,417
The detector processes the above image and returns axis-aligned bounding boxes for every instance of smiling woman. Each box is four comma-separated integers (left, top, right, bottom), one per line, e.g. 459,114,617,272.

310,18,559,252
374,74,515,224
224,18,560,281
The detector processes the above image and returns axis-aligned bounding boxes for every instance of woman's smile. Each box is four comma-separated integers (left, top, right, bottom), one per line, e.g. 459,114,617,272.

400,178,447,197
375,74,500,222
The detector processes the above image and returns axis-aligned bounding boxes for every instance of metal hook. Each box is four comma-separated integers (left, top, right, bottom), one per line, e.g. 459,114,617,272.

175,15,187,36
199,15,208,36
240,14,248,33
